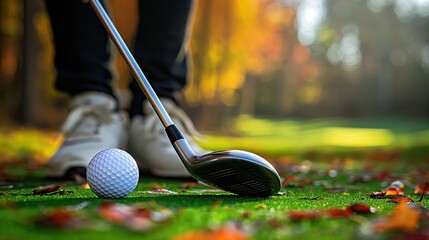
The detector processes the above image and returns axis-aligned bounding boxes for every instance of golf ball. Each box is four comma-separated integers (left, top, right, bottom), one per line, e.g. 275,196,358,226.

87,148,139,198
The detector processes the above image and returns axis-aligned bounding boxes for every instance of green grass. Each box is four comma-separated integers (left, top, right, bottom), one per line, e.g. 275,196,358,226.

1,173,420,240
0,116,428,240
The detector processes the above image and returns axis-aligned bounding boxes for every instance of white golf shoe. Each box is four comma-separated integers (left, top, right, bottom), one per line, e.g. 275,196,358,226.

127,98,207,178
45,92,129,178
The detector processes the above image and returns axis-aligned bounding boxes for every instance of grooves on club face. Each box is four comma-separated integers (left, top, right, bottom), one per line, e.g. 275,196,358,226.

189,150,281,197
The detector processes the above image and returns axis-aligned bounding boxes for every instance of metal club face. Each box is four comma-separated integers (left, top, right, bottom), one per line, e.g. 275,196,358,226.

188,150,282,197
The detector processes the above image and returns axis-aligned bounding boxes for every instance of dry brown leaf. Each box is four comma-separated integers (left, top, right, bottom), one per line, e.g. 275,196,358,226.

32,183,64,195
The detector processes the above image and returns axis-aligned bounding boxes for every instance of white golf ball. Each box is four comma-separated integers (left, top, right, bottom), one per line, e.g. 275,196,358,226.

87,148,139,198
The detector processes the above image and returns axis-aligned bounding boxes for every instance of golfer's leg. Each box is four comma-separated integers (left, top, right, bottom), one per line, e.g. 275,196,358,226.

45,0,116,98
127,0,206,178
44,0,127,179
128,0,194,116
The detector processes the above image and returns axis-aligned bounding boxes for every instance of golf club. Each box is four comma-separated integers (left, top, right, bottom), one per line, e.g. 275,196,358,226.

89,0,281,197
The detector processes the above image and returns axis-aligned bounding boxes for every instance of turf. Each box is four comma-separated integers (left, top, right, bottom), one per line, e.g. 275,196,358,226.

0,116,428,240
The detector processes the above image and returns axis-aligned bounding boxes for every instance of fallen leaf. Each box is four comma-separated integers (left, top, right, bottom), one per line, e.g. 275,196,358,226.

372,202,420,232
32,183,64,195
369,180,407,199
347,203,377,214
414,181,429,195
172,224,249,240
389,196,414,204
34,208,88,229
287,211,320,221
325,208,353,218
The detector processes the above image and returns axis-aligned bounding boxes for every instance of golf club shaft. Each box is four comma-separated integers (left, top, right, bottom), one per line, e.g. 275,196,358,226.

89,0,173,128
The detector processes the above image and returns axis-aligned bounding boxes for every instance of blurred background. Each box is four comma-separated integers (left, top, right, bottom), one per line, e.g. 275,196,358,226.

0,0,428,162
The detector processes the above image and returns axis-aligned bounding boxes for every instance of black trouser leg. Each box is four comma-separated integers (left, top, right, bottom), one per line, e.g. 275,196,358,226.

129,0,194,117
45,0,116,98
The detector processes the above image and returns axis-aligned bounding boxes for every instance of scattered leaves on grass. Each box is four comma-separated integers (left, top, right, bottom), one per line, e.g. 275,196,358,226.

287,203,376,221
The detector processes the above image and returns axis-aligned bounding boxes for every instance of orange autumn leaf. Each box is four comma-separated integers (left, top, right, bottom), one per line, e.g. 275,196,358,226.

372,202,420,232
414,181,429,194
172,225,249,240
384,180,405,195
384,188,403,196
390,196,414,204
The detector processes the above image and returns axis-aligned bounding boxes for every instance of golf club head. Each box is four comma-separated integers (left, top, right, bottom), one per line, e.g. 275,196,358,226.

173,138,281,197
192,150,281,197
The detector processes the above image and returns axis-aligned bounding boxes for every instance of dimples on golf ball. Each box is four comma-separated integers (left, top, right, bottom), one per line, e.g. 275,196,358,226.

87,148,139,198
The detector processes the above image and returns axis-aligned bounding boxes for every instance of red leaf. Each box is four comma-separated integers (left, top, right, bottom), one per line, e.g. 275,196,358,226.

347,203,376,214
325,208,353,218
287,211,320,221
414,181,429,195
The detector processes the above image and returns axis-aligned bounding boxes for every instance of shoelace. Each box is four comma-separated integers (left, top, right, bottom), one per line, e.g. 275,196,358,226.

60,104,114,138
145,104,203,139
